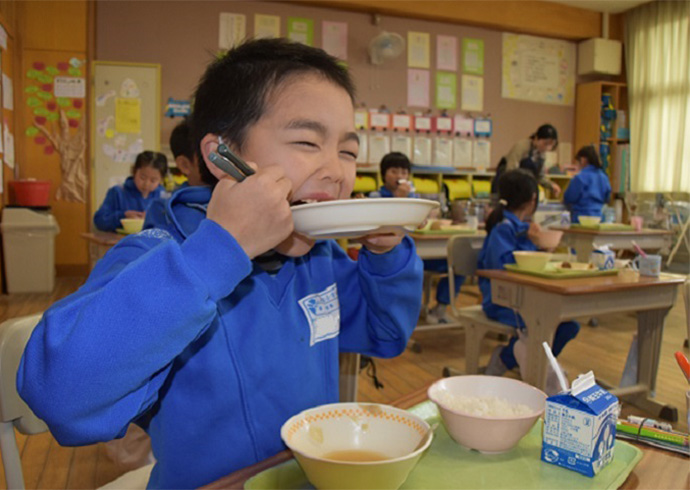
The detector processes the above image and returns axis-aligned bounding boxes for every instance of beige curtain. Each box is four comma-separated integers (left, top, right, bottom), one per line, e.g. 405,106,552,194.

625,1,690,192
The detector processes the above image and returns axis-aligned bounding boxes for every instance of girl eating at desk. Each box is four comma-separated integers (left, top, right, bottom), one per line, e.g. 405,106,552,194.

93,150,168,232
563,145,612,224
479,169,580,395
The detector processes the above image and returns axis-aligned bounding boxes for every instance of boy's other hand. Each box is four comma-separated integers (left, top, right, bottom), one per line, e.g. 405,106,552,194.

206,165,293,259
355,231,404,254
125,210,145,219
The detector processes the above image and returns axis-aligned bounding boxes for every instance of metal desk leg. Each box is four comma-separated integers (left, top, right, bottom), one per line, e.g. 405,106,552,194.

338,353,360,402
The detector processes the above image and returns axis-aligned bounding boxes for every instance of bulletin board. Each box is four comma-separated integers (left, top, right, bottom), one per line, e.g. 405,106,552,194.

91,61,160,210
501,33,576,106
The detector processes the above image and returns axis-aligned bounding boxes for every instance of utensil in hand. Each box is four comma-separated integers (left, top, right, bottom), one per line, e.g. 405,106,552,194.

631,240,648,258
209,137,255,182
675,351,690,383
542,342,568,393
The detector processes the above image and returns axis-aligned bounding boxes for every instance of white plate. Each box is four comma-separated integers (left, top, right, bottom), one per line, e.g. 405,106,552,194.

291,198,440,239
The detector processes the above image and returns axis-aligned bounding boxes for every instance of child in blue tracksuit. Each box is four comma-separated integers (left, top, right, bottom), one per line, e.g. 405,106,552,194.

93,151,168,231
479,169,579,384
18,39,423,489
563,145,611,224
143,119,204,230
370,152,463,323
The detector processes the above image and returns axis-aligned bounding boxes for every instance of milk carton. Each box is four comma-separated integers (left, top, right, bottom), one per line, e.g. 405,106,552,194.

590,245,615,271
541,371,618,477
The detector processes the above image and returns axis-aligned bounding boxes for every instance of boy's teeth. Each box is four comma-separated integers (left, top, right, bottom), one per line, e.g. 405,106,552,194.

303,199,318,203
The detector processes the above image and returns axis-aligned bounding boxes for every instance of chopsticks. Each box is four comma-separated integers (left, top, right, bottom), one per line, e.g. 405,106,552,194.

208,137,256,182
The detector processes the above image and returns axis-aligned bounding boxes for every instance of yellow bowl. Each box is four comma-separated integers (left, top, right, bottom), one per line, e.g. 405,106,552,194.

281,403,432,490
578,215,602,227
120,218,144,234
428,376,546,454
513,251,552,271
534,230,563,250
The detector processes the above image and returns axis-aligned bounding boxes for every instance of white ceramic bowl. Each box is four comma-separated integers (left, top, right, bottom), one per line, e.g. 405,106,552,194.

291,198,439,239
534,229,563,249
579,216,602,227
513,251,552,271
120,218,144,234
281,403,432,490
428,376,546,454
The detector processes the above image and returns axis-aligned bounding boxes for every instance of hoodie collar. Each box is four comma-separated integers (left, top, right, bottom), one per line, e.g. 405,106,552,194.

164,185,213,238
502,209,530,235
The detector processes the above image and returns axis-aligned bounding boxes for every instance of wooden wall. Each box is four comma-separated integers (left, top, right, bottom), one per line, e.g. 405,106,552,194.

14,1,90,275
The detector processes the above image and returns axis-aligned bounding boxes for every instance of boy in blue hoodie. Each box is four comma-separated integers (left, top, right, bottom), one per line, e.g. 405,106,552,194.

18,38,423,489
93,151,168,231
563,145,611,224
479,170,579,392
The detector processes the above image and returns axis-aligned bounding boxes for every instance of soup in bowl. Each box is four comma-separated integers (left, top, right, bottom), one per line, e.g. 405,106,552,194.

281,403,432,490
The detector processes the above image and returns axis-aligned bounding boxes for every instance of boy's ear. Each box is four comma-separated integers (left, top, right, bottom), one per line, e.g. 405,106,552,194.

200,133,230,181
175,155,191,176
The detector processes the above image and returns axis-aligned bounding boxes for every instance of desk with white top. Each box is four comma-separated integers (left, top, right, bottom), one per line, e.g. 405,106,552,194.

476,269,685,421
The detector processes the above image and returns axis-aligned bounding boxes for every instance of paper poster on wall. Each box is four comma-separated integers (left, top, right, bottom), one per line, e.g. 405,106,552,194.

461,75,483,111
287,17,314,46
54,77,86,98
437,35,457,71
322,21,348,60
462,38,484,75
407,32,430,68
96,90,116,107
0,24,6,50
453,138,472,167
435,72,457,109
407,69,430,108
115,98,141,134
2,74,12,110
254,14,280,39
473,139,491,169
219,12,246,50
502,33,575,106
3,125,14,168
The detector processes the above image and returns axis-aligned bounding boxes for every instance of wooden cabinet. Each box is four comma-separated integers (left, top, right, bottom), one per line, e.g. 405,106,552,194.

575,81,629,196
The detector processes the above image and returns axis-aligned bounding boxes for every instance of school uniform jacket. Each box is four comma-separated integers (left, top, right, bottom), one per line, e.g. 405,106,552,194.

93,177,164,232
562,164,611,223
477,210,537,326
18,186,423,489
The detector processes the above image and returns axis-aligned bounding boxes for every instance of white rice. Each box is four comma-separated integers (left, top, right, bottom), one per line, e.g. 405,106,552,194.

436,391,533,417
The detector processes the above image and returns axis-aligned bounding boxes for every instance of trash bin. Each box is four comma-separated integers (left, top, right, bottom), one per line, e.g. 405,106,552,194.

1,207,60,293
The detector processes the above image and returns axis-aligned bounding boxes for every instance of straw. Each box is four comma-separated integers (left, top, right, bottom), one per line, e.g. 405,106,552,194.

542,342,569,393
631,240,648,258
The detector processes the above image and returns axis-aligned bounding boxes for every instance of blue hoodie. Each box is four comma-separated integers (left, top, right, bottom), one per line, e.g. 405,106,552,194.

18,186,423,489
477,210,537,326
563,164,611,223
94,177,164,232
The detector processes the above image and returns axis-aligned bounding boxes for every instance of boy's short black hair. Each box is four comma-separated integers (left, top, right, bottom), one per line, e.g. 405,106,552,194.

191,37,356,185
170,119,194,160
380,152,411,178
133,150,168,179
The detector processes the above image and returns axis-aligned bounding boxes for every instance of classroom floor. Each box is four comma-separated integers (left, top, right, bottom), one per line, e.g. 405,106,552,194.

0,275,687,489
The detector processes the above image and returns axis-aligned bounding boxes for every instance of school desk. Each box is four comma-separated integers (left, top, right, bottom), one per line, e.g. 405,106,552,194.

80,231,123,269
409,230,486,260
200,383,689,490
551,226,674,262
476,269,685,421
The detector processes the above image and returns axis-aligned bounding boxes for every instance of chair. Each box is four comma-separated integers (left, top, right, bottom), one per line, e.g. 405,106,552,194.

0,313,48,489
0,313,153,489
442,235,514,377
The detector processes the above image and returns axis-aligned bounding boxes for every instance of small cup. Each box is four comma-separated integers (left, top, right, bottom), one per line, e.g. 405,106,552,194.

632,254,662,277
630,216,644,231
466,216,478,231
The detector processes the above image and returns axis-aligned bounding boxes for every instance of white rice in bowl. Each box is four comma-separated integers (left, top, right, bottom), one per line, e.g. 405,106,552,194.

436,391,533,417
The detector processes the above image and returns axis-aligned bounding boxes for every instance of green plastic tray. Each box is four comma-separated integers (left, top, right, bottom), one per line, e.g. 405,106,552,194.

571,224,635,231
413,228,478,235
504,263,619,279
245,401,642,490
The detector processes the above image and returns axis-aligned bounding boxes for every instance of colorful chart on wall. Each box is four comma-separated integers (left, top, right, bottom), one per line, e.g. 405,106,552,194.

91,62,160,210
501,33,575,106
